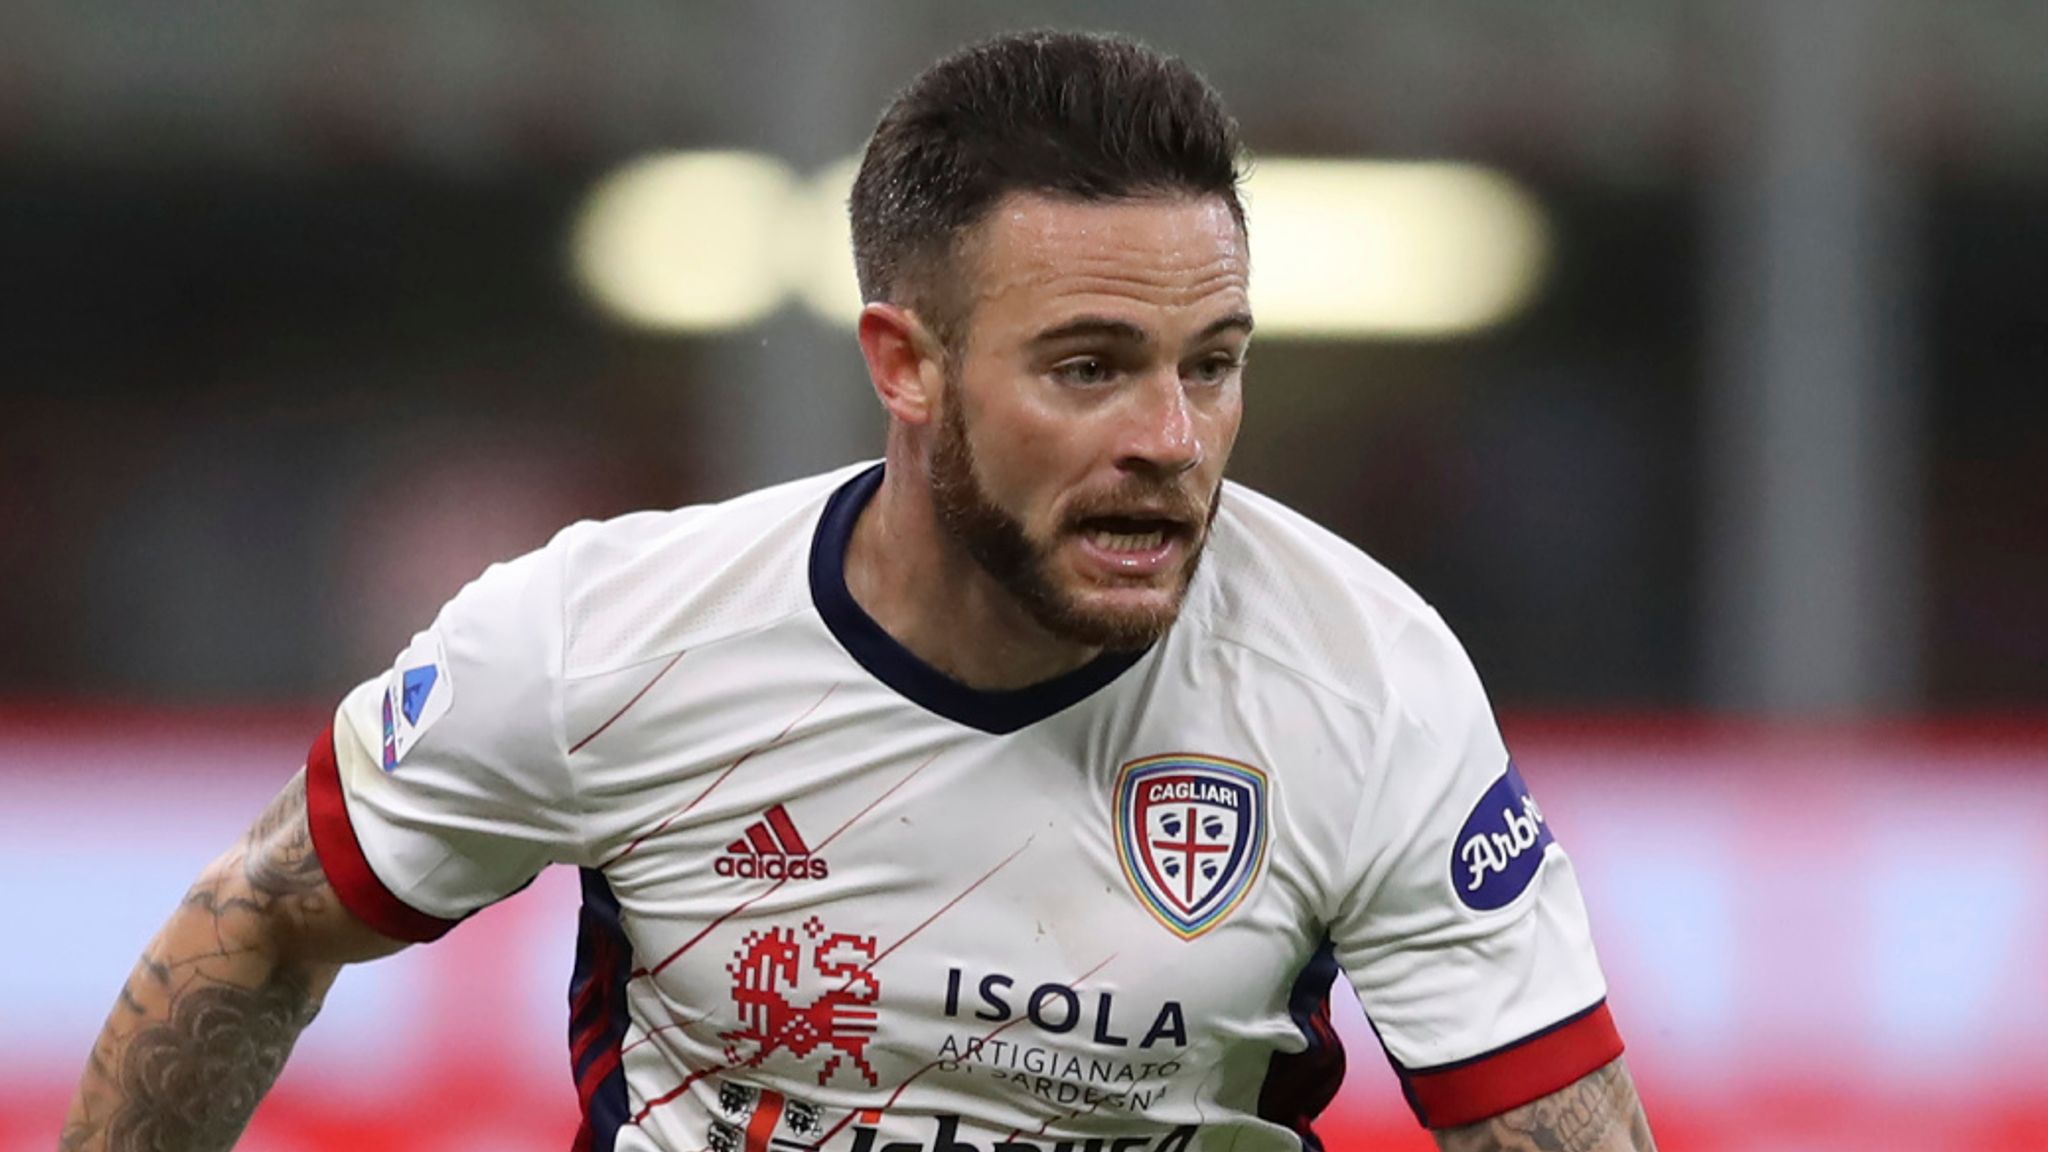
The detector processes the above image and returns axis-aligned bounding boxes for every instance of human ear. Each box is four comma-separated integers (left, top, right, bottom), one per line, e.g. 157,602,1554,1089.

855,302,946,427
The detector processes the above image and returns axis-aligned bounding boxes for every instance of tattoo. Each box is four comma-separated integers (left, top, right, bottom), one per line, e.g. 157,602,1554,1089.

101,967,321,1151
62,769,342,1152
241,773,329,900
1434,1059,1656,1152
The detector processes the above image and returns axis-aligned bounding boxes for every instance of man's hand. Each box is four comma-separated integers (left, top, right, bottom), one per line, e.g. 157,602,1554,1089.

1433,1058,1657,1152
59,768,407,1152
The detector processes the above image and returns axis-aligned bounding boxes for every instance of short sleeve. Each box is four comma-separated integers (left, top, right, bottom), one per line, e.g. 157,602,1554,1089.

1331,611,1622,1129
305,540,582,943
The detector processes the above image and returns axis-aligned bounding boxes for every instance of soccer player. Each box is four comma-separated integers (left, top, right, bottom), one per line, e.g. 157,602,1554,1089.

61,30,1655,1152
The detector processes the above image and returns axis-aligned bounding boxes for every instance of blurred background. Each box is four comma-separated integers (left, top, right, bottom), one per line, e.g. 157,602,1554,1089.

1,2,2043,1150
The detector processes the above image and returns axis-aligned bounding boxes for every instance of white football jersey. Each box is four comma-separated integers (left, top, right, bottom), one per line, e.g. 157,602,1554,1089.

306,462,1621,1152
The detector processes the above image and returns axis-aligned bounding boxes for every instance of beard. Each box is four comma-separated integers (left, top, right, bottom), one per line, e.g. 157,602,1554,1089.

927,393,1219,651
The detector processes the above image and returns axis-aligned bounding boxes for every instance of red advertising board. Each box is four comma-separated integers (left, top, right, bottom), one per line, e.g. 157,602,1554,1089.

4,710,2043,1151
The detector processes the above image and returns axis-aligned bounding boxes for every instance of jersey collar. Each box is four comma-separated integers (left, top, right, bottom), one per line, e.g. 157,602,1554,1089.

808,463,1150,735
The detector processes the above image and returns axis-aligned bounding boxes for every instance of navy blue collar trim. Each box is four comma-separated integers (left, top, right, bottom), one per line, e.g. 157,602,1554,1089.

808,463,1149,735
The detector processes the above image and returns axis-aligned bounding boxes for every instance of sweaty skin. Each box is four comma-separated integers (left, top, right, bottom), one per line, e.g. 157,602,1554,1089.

848,192,1249,690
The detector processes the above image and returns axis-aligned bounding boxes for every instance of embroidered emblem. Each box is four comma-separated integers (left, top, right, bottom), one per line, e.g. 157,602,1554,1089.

1114,754,1269,940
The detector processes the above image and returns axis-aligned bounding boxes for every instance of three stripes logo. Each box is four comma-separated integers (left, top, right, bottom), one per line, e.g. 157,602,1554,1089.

716,804,830,880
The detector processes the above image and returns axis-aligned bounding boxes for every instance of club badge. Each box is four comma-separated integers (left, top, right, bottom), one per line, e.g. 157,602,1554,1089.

1114,754,1269,940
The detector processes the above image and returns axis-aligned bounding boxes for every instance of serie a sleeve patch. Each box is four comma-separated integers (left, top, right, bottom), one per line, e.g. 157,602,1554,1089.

380,630,454,772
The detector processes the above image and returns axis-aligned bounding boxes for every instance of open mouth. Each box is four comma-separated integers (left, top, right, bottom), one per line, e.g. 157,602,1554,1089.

1076,515,1188,554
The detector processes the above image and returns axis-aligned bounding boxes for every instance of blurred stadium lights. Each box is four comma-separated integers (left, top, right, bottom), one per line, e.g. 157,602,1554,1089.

569,150,796,331
572,151,1553,338
1239,160,1550,338
791,155,867,324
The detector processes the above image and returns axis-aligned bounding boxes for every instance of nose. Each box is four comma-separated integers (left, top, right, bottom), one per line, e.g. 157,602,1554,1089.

1116,372,1202,478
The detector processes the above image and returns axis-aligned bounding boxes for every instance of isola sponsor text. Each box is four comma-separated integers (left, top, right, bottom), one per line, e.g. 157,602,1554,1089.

943,968,1187,1049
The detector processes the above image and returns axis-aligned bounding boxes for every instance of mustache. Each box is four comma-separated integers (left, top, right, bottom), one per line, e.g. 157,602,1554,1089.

1059,479,1219,530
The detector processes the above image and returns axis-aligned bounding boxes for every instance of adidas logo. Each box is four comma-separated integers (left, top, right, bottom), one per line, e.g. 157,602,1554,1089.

715,804,830,880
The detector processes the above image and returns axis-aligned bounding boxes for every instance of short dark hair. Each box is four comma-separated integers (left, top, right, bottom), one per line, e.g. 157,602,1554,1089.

850,30,1246,351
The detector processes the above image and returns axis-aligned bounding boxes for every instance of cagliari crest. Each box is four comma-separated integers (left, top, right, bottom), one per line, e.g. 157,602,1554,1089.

1114,754,1269,940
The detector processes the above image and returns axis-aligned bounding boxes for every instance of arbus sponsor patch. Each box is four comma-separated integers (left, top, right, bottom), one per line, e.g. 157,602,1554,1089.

1451,761,1556,911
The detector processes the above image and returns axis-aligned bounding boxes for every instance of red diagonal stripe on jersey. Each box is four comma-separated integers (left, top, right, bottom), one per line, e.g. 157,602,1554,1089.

867,836,1032,968
806,748,939,851
567,928,616,1069
620,1001,720,1057
635,749,942,980
629,1046,747,1124
569,1018,610,1076
1009,1090,1111,1144
600,685,838,868
569,921,627,1150
792,834,1041,1137
998,957,1128,1143
568,989,604,1053
744,1089,785,1152
577,1042,623,1108
569,1005,615,1073
633,829,1038,1130
569,650,687,756
744,823,779,855
763,803,810,854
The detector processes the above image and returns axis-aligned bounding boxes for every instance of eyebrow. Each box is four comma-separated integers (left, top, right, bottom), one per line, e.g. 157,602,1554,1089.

1027,311,1255,349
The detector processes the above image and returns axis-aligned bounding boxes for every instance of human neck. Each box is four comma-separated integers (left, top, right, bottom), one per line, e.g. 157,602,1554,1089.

843,447,1102,692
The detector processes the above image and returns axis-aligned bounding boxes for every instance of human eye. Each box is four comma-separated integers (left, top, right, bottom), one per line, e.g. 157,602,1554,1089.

1187,351,1245,387
1050,355,1116,388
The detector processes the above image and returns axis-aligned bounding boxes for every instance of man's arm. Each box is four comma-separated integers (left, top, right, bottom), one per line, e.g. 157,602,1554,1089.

1433,1057,1656,1152
59,769,407,1152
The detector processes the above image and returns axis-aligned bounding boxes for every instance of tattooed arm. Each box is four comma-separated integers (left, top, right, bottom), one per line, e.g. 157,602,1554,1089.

59,770,408,1152
1433,1058,1657,1152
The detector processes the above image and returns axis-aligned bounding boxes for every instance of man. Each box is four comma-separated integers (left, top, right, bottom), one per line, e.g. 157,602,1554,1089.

62,30,1655,1152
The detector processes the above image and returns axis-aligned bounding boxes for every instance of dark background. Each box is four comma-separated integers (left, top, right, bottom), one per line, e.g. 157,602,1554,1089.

0,0,2041,716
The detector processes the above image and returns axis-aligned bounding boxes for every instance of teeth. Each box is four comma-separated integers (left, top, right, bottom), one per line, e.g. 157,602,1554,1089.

1088,529,1165,552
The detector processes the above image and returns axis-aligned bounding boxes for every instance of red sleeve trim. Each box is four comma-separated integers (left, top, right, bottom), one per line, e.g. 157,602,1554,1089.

304,723,461,944
1403,999,1625,1129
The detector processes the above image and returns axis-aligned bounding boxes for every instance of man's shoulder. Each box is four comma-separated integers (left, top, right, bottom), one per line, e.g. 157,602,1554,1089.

545,463,868,680
1187,481,1460,713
